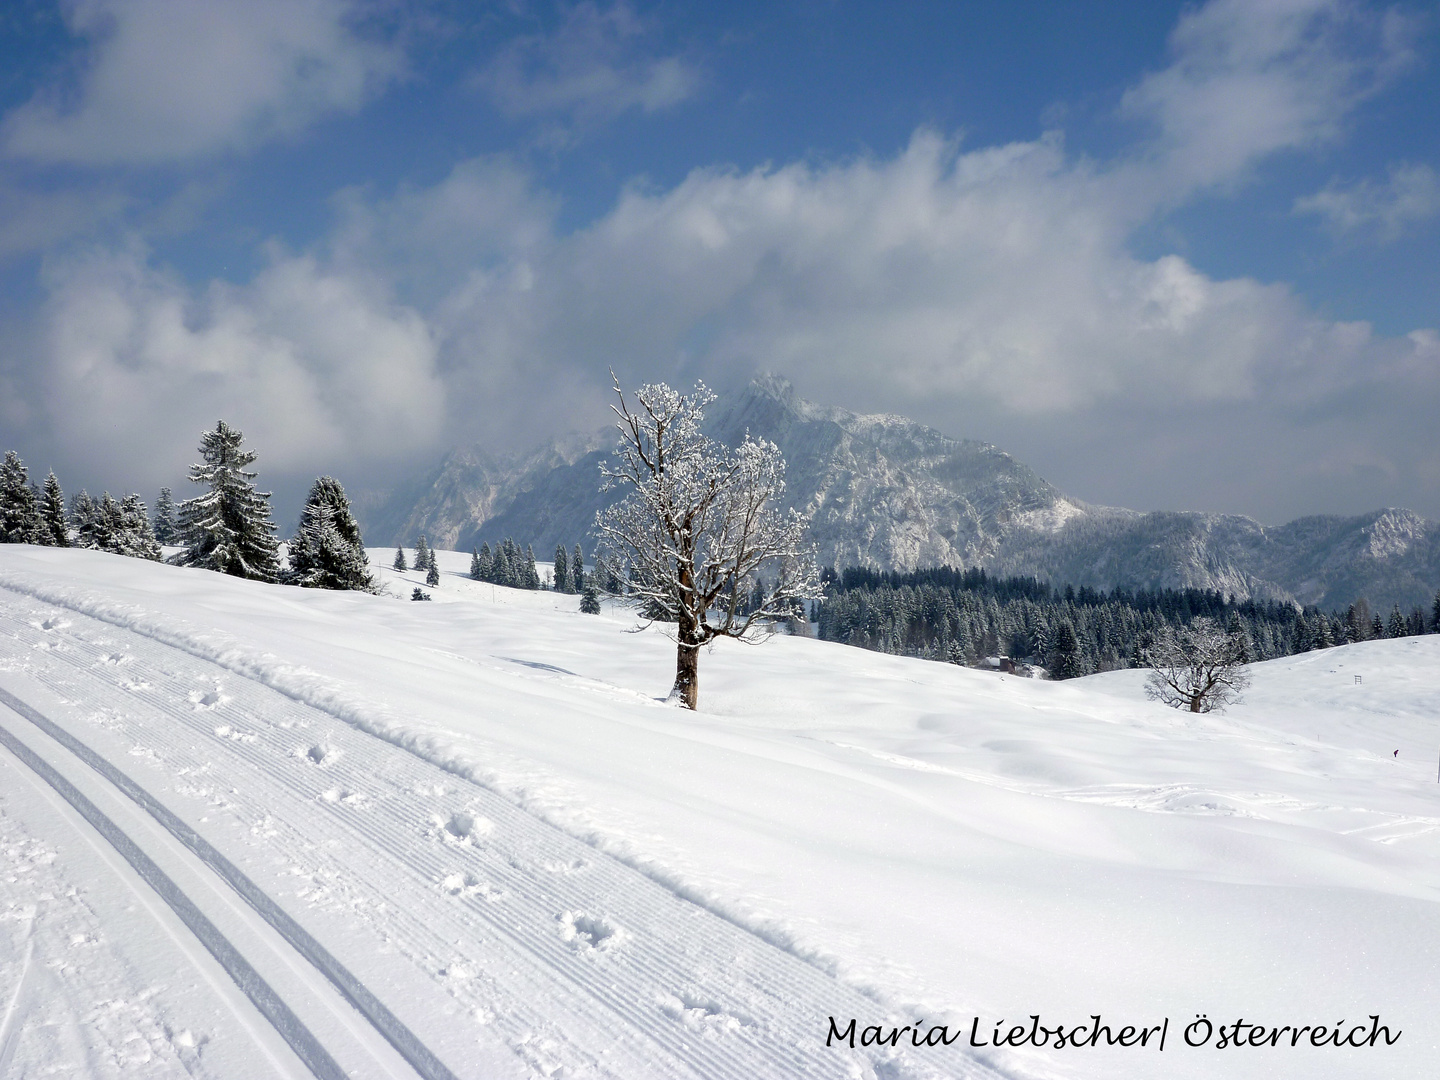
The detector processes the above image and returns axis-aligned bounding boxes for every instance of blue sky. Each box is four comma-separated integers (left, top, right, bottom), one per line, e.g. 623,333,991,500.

0,0,1437,526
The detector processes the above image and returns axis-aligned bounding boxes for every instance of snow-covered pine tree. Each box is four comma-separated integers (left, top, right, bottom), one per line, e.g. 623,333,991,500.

476,542,492,581
524,545,540,590
1291,613,1313,652
1047,621,1082,679
82,493,121,552
0,451,41,543
392,545,408,571
553,543,569,593
1371,614,1385,640
175,421,280,581
69,490,96,547
287,476,375,591
571,545,584,593
153,487,177,545
1387,605,1407,639
116,494,162,560
469,548,482,579
426,559,440,587
40,472,68,547
580,583,601,614
415,535,432,574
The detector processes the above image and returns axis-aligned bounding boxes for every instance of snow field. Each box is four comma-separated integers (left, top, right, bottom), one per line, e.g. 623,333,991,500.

0,543,1438,1079
0,565,996,1078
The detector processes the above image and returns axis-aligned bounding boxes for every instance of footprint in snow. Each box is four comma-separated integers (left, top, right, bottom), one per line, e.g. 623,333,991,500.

440,872,504,901
432,811,493,844
189,688,224,710
297,742,339,766
659,991,750,1032
558,910,624,953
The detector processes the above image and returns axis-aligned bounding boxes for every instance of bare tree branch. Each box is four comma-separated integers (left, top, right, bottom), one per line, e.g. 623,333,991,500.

597,373,823,708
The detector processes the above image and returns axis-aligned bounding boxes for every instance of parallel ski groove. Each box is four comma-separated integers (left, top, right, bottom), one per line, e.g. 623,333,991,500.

0,709,349,1080
0,593,1009,1080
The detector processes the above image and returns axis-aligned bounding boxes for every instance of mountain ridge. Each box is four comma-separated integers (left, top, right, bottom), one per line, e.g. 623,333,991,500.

360,376,1440,611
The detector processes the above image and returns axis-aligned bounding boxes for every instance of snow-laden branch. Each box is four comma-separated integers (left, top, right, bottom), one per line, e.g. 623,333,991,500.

596,374,823,708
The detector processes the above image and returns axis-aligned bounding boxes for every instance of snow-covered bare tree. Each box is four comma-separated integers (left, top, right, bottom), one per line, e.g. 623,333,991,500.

1143,617,1251,713
176,421,280,581
595,376,822,709
286,476,375,591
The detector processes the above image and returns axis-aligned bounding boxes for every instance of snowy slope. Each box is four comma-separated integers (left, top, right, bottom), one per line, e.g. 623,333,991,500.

1,545,1437,1079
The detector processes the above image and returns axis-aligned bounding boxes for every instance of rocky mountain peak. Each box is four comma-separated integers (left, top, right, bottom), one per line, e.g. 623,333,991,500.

360,377,1440,611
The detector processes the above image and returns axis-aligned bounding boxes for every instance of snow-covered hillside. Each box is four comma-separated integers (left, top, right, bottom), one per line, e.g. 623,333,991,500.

1,546,1436,1079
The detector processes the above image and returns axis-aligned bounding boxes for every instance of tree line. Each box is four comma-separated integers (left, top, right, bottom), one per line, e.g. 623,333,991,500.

815,566,1440,678
1,422,375,593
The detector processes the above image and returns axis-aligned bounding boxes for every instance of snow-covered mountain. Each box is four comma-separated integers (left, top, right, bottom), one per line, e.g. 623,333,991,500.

364,376,1440,610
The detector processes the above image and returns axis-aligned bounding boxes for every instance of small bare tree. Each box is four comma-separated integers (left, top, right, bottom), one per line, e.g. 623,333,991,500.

1143,617,1252,713
596,376,822,709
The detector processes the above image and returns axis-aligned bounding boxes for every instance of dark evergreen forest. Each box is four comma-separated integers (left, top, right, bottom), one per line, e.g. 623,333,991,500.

816,566,1440,678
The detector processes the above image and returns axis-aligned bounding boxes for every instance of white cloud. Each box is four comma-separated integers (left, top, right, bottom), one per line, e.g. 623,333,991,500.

1119,0,1418,198
1295,162,1440,238
475,2,699,125
407,131,1417,430
38,242,443,488
16,0,1439,519
3,0,401,165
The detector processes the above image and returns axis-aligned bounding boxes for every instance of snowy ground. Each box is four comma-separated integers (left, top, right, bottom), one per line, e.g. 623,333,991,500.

0,545,1436,1079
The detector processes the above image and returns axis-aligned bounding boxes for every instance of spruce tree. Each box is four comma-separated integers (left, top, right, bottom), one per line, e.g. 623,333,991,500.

70,490,97,547
1387,605,1407,639
1047,621,1082,679
571,545,584,593
0,451,41,544
40,472,68,547
118,494,162,560
524,544,540,589
470,548,482,580
553,543,569,593
175,421,281,581
88,493,121,552
153,487,177,545
392,545,408,571
415,535,432,574
476,542,492,581
580,583,601,614
287,477,375,591
426,559,440,587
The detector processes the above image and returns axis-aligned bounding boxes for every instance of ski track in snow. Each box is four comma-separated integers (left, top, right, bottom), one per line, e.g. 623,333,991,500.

0,708,352,1080
0,587,1018,1080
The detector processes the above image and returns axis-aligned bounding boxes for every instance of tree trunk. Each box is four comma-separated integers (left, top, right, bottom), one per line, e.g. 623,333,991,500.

673,637,699,710
671,562,701,710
